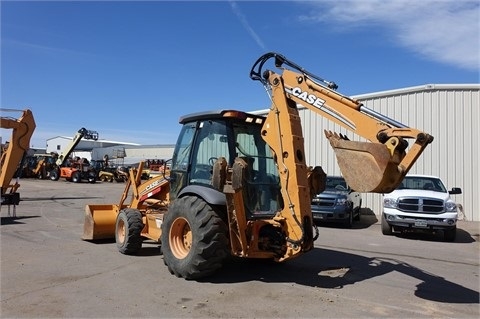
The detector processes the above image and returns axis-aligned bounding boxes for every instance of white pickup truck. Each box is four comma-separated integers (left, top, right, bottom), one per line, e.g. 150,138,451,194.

381,174,462,241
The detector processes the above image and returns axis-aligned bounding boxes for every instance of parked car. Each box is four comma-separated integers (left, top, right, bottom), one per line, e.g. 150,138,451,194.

311,176,362,227
382,174,462,241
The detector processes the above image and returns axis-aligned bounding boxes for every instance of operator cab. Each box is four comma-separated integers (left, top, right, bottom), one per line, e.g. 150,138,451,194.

169,110,282,219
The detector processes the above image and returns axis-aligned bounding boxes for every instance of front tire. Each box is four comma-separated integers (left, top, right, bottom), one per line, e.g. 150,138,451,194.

161,196,229,280
72,171,81,183
87,172,96,184
49,168,60,181
381,213,393,235
345,211,353,228
354,203,361,221
116,209,144,255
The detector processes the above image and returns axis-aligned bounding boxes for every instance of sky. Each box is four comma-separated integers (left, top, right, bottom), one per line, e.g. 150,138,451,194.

1,0,479,148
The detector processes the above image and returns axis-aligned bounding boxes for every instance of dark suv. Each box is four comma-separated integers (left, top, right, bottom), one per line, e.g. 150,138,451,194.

311,176,362,227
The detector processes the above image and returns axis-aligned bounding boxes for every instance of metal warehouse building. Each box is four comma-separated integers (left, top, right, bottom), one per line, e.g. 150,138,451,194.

297,84,479,222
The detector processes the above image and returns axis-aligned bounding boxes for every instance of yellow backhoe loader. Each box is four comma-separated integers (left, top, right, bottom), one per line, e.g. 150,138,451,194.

83,52,433,279
1,108,36,216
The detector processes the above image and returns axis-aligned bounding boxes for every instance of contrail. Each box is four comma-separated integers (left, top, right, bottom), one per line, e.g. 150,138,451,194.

229,1,267,51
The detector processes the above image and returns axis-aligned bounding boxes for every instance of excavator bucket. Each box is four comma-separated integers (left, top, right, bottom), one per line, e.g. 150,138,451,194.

82,204,120,241
325,132,405,193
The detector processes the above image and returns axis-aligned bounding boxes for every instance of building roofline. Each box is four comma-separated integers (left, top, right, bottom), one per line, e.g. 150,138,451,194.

46,136,71,141
352,83,480,99
95,140,140,146
46,136,140,146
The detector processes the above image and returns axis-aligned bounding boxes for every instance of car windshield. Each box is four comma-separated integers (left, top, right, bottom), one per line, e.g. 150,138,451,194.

397,176,447,192
325,177,349,191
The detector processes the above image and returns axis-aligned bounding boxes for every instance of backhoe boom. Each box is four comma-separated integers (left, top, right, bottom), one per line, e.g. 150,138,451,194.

250,52,433,193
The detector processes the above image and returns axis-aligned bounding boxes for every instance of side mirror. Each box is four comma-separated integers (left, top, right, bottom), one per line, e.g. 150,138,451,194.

449,187,462,195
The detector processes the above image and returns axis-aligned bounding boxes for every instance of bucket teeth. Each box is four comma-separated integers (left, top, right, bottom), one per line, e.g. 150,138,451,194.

324,130,349,141
339,132,349,141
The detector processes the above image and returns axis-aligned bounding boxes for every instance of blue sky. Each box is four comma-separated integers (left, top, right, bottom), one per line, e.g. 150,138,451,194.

1,0,479,148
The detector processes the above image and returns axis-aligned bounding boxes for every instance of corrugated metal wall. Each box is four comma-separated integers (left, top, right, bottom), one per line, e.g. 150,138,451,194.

299,84,480,221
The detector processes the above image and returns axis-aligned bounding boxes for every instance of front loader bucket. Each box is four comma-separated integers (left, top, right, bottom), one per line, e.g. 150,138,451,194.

82,204,119,241
326,132,405,193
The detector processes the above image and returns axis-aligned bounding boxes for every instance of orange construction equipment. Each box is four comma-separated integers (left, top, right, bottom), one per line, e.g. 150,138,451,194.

83,52,432,280
49,128,99,183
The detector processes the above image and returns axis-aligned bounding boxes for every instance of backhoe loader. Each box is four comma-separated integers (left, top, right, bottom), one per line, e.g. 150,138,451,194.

83,52,433,279
1,108,36,216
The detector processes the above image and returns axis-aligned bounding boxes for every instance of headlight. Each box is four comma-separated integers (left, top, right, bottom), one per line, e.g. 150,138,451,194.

383,197,398,208
336,198,348,205
445,201,457,212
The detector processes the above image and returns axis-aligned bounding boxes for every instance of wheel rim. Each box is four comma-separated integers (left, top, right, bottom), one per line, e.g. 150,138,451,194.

169,217,192,259
117,219,126,244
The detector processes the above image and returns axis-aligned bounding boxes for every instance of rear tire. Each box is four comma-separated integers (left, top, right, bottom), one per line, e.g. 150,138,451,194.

161,195,229,280
381,213,393,235
116,209,143,255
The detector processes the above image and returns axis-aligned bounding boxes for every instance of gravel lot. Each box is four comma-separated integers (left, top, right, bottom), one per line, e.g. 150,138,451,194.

1,179,479,318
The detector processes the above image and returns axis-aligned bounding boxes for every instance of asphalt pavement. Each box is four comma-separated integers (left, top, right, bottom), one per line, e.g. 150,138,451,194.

1,179,479,318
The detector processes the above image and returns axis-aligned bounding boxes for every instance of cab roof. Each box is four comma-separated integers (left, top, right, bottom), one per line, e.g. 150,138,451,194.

179,109,265,125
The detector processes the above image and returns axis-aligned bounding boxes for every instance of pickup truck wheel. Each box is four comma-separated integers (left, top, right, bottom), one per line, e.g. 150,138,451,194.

444,226,456,242
161,195,229,280
116,209,143,255
353,207,361,221
345,211,353,228
381,213,393,235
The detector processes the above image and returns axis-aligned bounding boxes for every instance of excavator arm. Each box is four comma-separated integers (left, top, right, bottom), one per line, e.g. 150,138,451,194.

250,52,433,193
1,109,36,208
